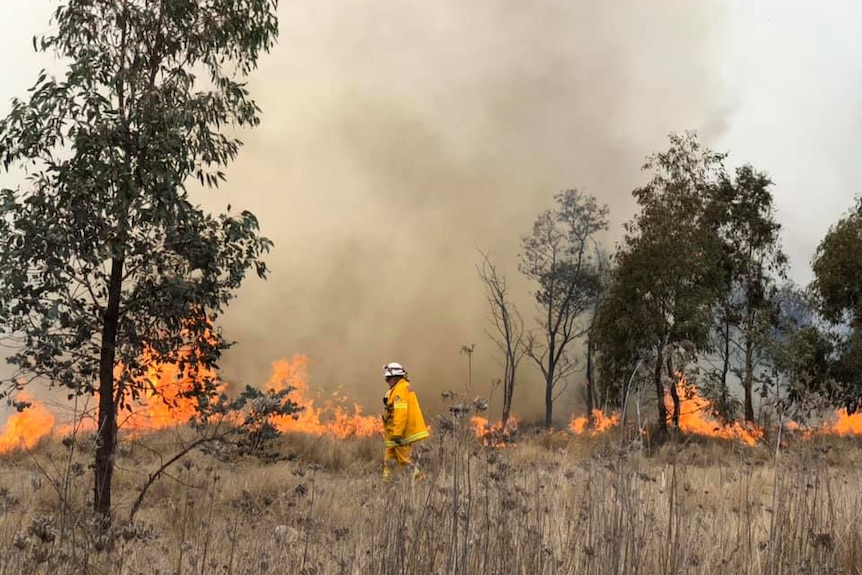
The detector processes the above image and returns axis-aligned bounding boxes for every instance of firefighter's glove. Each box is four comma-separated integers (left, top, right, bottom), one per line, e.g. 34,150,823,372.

391,436,405,446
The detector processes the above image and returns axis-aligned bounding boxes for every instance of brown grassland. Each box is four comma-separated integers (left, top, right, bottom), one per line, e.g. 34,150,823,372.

0,419,859,575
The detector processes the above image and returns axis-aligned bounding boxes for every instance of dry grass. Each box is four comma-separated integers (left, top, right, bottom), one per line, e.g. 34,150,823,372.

0,422,860,575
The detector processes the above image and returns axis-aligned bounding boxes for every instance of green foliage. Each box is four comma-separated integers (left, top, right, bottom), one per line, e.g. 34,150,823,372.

0,0,277,400
828,332,862,414
0,0,279,517
755,284,837,421
771,324,834,416
810,198,862,413
193,384,303,453
705,164,786,422
595,132,727,413
699,380,744,422
812,197,862,325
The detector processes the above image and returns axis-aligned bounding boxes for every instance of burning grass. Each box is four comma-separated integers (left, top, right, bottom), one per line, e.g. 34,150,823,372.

1,355,862,573
0,355,383,456
0,425,860,575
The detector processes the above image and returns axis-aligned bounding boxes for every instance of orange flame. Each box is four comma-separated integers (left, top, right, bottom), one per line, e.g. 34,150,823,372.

4,348,861,454
120,350,223,434
265,356,383,438
784,409,862,437
0,393,55,452
471,416,518,447
569,409,620,435
821,409,862,435
0,353,384,454
667,376,764,446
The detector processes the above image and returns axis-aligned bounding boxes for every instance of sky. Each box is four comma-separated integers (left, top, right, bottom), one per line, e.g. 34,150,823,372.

0,1,861,422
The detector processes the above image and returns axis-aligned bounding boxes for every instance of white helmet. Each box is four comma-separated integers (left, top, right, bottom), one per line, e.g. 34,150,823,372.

383,362,407,379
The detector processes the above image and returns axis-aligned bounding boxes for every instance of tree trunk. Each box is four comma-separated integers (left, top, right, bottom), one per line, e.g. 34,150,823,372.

501,356,513,428
666,354,680,428
585,334,596,426
743,254,756,423
654,350,668,434
544,353,556,428
95,255,123,526
720,319,731,421
744,337,755,422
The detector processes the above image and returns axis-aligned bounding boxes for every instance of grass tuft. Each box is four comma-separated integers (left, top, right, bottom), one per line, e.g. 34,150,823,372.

0,427,860,574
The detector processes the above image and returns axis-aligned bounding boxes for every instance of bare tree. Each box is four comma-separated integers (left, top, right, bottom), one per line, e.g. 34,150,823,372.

477,250,526,427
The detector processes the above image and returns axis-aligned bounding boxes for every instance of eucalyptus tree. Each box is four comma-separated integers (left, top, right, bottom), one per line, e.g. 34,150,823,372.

0,0,279,524
594,133,726,434
706,165,786,422
811,197,862,413
761,283,833,420
519,189,608,428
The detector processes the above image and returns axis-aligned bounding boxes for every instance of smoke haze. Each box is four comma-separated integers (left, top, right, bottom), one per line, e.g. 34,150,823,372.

193,0,732,420
4,1,862,428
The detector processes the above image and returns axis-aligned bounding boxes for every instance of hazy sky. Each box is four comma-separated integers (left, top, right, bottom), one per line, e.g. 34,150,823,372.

0,1,860,421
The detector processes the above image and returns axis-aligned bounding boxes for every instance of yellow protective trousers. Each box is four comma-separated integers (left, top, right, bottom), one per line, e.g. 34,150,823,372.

382,444,413,478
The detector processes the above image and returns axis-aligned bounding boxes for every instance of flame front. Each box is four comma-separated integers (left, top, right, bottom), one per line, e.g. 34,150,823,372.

121,351,222,433
667,377,764,446
258,356,382,439
3,352,862,454
785,408,862,437
569,409,620,435
821,409,862,435
0,393,55,452
0,354,384,454
471,416,518,447
564,375,845,446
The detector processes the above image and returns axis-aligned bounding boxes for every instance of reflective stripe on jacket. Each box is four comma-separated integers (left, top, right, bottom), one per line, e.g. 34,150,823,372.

383,377,429,446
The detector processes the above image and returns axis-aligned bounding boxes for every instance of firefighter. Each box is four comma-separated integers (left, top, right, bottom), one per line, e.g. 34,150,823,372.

381,362,429,479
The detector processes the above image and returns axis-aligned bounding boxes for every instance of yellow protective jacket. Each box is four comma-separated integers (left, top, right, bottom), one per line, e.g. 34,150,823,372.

383,377,430,447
